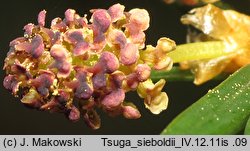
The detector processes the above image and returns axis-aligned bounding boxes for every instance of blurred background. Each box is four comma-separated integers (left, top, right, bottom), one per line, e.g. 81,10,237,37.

0,0,249,134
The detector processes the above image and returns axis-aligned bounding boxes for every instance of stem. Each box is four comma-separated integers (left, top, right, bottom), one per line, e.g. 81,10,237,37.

150,67,228,82
151,67,193,82
168,41,232,63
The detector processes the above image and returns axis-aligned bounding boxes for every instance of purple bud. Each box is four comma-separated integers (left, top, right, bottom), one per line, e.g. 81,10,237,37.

3,75,19,94
10,61,32,79
50,44,72,79
15,34,44,58
108,3,125,22
92,72,106,90
11,60,26,74
29,35,44,58
135,64,151,82
56,89,70,104
38,10,46,26
65,68,93,99
40,27,55,42
73,42,89,56
75,69,93,99
30,70,54,97
109,71,125,89
92,9,111,33
64,29,84,44
99,51,119,73
107,29,127,47
51,31,62,45
83,109,101,129
101,89,125,110
56,61,71,78
122,105,141,119
68,106,80,122
120,43,139,65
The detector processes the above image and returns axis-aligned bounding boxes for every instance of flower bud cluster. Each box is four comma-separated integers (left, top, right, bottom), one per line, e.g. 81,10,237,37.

3,4,175,129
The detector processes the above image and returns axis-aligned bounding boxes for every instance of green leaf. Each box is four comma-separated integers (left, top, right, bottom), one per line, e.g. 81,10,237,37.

244,116,250,135
168,41,231,63
161,65,250,134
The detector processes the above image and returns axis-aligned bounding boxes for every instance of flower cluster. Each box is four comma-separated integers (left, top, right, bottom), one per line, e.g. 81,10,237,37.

3,4,175,129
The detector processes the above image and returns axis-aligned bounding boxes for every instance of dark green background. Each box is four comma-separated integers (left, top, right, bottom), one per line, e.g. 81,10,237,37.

0,0,249,134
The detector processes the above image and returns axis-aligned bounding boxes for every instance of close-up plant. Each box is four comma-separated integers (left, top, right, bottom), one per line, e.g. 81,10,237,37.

1,0,249,134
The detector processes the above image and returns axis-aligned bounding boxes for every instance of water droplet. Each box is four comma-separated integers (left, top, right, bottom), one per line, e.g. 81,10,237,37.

201,107,204,110
229,110,232,112
216,118,219,121
242,109,245,112
237,107,240,110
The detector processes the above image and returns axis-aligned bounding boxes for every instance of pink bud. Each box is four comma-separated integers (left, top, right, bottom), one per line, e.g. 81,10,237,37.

107,29,127,47
38,10,46,26
135,64,151,82
92,9,111,33
51,17,67,32
68,106,80,122
99,51,120,73
3,75,19,94
65,9,76,24
101,89,125,110
122,105,141,119
108,3,125,22
50,44,67,60
23,24,34,36
9,37,27,47
120,43,139,65
129,9,150,31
